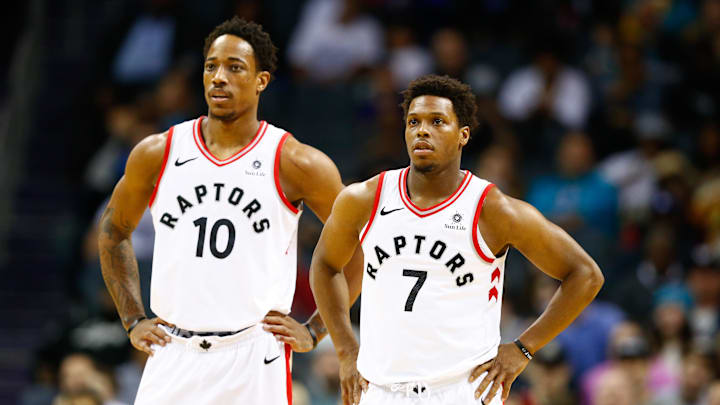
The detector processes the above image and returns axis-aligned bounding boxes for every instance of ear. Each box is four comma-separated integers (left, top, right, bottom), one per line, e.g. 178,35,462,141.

256,71,271,95
459,126,470,147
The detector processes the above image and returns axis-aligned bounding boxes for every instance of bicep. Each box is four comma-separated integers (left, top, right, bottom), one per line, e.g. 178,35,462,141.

102,137,163,235
507,199,594,281
289,145,344,223
313,204,361,273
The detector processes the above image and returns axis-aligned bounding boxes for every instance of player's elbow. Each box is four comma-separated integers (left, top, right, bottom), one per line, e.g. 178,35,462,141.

583,262,604,297
309,252,338,290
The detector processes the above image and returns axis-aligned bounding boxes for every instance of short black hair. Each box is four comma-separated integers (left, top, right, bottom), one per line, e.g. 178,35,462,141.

203,17,278,75
400,74,479,133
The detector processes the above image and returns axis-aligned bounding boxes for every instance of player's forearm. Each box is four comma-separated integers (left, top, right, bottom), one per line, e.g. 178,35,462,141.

306,246,364,344
518,262,603,354
98,210,146,330
310,260,359,358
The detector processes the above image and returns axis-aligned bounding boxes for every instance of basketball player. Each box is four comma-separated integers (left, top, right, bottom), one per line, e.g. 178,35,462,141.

310,75,605,405
98,17,360,404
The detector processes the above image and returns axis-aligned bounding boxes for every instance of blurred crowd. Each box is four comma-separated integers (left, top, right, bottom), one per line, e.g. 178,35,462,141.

14,0,720,404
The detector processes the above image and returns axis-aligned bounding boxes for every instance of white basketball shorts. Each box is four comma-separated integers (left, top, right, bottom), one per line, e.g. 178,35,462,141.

359,370,503,405
135,324,291,404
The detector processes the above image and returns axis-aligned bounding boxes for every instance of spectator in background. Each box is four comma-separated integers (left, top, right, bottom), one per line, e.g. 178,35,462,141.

649,285,695,395
696,121,720,175
686,256,720,351
592,367,636,405
533,272,624,382
113,348,147,404
708,381,720,405
152,67,196,130
84,102,158,199
431,28,470,80
386,24,432,90
52,390,103,405
306,338,341,405
521,341,575,405
474,143,522,198
582,322,657,405
527,132,619,238
110,0,191,90
498,37,591,130
654,351,715,405
57,354,127,405
691,167,720,261
287,0,383,83
599,112,668,224
612,224,685,321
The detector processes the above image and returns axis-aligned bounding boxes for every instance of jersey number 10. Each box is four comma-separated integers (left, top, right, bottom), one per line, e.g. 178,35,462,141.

193,217,235,259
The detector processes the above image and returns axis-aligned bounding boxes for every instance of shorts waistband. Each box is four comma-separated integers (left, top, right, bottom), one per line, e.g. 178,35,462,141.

161,324,265,353
374,369,472,395
168,325,252,338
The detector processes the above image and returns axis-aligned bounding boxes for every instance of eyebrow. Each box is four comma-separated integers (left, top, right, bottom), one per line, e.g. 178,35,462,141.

407,112,449,116
205,56,246,63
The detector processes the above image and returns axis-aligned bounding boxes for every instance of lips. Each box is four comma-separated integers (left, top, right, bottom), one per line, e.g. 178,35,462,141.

413,140,434,151
209,89,231,101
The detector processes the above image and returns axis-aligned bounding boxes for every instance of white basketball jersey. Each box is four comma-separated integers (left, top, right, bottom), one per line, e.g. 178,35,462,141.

148,117,302,331
357,167,506,385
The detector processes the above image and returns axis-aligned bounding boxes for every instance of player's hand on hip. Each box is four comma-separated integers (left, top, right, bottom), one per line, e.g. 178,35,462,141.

338,350,368,405
469,343,530,402
128,318,175,356
262,311,313,353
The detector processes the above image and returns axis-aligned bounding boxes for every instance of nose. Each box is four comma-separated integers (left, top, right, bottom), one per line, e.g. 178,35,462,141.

416,121,430,138
211,66,228,87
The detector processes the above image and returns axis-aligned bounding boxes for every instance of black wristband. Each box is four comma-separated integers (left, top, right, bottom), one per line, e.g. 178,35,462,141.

304,323,318,349
126,316,147,336
513,339,533,360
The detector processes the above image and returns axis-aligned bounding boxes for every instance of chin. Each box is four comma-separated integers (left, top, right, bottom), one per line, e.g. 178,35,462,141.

412,160,436,173
209,109,238,122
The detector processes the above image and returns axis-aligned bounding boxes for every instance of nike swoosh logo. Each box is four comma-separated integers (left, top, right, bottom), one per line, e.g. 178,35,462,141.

175,157,198,166
264,355,281,364
380,207,403,216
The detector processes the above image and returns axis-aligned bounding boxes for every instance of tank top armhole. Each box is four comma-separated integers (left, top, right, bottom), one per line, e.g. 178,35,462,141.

148,126,174,208
359,171,386,244
471,182,497,263
274,132,301,214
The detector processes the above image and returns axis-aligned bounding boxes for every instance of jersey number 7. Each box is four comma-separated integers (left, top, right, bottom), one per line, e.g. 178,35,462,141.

402,270,427,311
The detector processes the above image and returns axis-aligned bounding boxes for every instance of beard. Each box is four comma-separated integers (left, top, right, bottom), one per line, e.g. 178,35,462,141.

208,108,239,122
412,161,436,173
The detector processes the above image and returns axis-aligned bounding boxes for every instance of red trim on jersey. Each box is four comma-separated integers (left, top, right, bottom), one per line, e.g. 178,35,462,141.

193,116,267,166
274,133,300,214
148,126,174,208
284,343,292,405
359,172,386,244
399,167,472,218
472,183,496,263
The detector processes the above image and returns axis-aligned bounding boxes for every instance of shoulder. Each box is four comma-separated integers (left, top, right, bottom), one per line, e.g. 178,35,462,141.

332,174,383,228
481,186,518,224
279,135,335,174
125,131,170,184
478,185,536,245
277,134,344,203
338,174,382,209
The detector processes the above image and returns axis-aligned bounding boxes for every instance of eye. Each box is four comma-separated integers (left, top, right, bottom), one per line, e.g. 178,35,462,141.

433,118,443,125
408,118,418,126
231,64,243,72
205,63,216,72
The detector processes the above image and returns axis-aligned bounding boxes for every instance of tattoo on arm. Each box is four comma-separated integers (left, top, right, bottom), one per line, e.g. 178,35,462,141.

98,207,146,329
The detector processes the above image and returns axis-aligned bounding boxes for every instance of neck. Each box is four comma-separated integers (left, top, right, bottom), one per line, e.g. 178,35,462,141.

203,107,260,148
407,159,464,201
